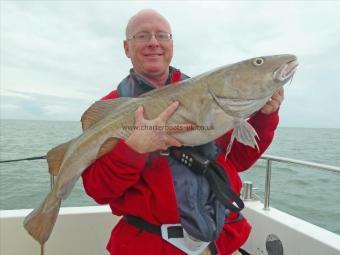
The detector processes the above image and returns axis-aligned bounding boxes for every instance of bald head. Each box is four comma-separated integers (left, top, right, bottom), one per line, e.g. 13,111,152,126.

125,9,171,39
123,9,173,86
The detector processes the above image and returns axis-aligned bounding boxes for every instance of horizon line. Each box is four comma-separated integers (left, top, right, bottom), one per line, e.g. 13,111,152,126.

1,118,339,129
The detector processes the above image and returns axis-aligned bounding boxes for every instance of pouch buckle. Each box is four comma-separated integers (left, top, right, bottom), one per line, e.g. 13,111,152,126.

160,224,209,255
159,149,170,156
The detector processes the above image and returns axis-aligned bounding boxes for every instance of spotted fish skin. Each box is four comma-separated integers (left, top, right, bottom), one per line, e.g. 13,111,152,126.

23,54,298,247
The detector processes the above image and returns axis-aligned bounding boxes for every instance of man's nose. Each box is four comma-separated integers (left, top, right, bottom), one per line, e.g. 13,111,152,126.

147,35,160,47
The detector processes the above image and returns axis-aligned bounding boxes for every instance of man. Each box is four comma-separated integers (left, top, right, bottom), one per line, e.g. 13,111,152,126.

82,9,283,255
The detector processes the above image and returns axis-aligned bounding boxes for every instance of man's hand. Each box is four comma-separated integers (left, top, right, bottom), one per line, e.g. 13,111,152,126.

125,101,194,153
260,88,284,114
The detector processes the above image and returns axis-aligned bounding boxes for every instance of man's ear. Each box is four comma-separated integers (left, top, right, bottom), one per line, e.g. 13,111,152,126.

124,40,131,58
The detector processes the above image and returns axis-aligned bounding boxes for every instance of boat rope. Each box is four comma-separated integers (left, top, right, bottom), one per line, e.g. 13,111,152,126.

0,155,46,163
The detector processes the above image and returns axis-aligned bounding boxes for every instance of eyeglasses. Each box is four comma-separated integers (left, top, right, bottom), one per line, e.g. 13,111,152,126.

128,31,172,42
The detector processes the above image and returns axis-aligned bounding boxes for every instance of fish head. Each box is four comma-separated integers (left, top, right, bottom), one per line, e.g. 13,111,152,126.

209,54,298,118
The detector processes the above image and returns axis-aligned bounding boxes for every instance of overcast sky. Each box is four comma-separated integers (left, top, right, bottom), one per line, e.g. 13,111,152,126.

1,1,339,128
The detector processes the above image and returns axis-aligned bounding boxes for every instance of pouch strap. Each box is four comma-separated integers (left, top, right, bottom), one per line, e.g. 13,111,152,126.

124,215,162,236
123,215,209,255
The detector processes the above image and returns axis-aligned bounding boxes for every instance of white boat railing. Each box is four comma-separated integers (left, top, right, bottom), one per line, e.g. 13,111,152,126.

260,154,340,209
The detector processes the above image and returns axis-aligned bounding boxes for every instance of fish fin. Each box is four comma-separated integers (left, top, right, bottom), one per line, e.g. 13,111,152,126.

23,192,61,245
225,130,236,159
81,98,133,130
96,137,119,158
234,119,259,149
225,119,259,159
47,140,74,176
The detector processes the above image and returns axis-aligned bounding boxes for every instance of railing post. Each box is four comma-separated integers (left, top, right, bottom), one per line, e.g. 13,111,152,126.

242,181,253,200
50,174,54,190
264,159,272,210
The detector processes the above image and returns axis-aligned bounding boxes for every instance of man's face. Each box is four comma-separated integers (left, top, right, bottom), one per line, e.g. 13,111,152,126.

124,13,173,78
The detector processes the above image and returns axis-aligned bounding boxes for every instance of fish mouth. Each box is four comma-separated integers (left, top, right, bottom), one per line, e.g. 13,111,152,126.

273,58,299,82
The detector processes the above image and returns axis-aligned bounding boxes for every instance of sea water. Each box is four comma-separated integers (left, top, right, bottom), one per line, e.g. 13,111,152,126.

0,119,339,235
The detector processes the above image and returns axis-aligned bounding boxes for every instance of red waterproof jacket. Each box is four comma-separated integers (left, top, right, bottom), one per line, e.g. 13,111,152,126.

81,71,279,255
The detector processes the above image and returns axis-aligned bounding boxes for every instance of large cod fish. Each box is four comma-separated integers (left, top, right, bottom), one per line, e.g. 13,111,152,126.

24,54,298,248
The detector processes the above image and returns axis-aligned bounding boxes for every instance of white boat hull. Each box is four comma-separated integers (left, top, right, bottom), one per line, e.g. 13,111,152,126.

243,200,340,255
1,206,118,255
1,201,340,255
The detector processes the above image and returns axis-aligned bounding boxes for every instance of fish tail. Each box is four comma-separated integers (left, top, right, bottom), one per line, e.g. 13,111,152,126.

23,192,61,245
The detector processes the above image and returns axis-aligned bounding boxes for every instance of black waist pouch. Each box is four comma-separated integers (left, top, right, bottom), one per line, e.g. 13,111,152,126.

168,157,225,241
168,143,244,242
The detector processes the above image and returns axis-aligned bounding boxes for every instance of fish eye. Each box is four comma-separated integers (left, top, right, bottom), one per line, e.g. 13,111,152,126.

253,57,264,66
